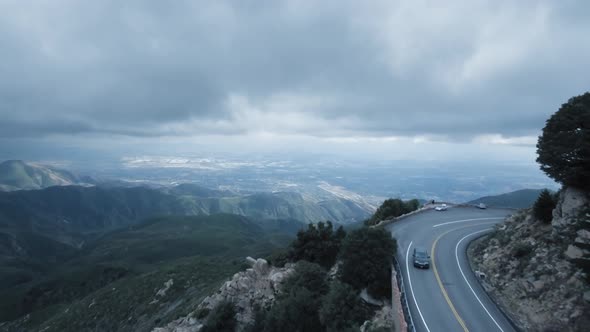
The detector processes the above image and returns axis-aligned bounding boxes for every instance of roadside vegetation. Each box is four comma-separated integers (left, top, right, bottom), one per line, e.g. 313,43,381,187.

365,198,421,226
532,189,557,223
260,215,397,331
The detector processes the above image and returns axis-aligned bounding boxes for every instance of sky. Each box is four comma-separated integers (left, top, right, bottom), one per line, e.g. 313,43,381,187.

0,0,589,164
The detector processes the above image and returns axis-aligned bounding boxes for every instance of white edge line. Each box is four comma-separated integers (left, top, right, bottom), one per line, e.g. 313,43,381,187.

455,229,505,332
406,241,431,332
433,217,504,228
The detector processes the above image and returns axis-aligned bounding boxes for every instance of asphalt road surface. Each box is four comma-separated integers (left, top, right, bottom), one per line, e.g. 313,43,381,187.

386,206,516,332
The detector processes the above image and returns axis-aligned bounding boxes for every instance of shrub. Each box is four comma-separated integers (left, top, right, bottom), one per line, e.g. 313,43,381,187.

319,281,368,331
264,287,323,332
536,92,590,190
200,301,236,332
366,198,421,226
261,261,329,332
266,248,290,267
512,243,533,259
288,221,346,268
281,261,328,297
339,228,397,299
533,189,556,223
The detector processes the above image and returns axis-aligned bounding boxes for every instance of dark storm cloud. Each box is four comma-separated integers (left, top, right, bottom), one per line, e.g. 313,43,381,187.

0,0,589,141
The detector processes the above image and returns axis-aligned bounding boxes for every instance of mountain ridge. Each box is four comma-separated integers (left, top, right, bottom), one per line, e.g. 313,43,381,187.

466,188,546,209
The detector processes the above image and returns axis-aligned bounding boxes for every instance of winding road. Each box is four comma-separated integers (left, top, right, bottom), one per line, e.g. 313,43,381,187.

386,206,516,332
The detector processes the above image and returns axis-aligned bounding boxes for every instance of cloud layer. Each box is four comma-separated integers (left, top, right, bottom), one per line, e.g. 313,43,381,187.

1,0,589,146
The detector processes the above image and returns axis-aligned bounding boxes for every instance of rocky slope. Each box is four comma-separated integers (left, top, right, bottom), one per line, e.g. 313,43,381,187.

153,257,394,332
469,187,590,331
153,257,296,332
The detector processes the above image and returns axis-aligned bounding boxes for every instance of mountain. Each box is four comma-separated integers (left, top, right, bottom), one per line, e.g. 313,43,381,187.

188,191,371,224
0,214,291,330
466,189,545,209
0,184,368,293
0,160,92,191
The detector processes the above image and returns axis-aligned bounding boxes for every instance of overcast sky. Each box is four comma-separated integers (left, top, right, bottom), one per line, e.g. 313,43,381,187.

1,0,589,163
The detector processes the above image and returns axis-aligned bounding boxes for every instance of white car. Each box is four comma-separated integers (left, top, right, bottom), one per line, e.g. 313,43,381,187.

435,204,448,211
477,203,487,209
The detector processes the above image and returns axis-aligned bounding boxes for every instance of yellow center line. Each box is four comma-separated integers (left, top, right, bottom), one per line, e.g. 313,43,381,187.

431,229,469,332
430,222,497,332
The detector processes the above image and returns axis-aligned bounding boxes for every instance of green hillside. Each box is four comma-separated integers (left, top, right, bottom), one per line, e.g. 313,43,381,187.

467,189,547,208
0,160,83,191
0,214,291,330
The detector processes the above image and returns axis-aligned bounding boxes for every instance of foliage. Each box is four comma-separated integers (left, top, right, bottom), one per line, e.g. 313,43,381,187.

287,221,346,268
263,261,328,332
537,92,590,190
281,261,328,297
264,287,323,332
512,242,533,259
533,189,557,223
319,281,368,331
366,198,421,226
201,301,237,332
339,228,397,299
0,214,287,329
266,247,290,267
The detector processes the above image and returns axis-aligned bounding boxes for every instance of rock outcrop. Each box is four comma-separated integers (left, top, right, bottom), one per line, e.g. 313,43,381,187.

153,257,295,332
469,187,590,331
360,305,394,332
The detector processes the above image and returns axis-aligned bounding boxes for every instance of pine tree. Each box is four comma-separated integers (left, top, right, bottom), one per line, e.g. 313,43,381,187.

536,92,590,190
533,189,556,223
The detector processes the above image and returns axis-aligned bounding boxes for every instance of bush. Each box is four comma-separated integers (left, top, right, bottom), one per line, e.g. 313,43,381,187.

319,281,369,331
281,261,328,297
200,301,236,332
339,228,397,299
366,198,421,226
260,261,329,332
266,248,290,267
536,92,590,190
264,287,323,332
533,189,557,223
288,221,346,268
512,243,533,259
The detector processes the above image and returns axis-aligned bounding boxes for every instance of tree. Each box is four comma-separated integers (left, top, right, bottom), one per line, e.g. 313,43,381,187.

319,281,368,332
537,92,590,190
264,287,323,332
200,301,236,332
281,261,328,297
533,189,556,223
288,221,346,268
339,228,397,299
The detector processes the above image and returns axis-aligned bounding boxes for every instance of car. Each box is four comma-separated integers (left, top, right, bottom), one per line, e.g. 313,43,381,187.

413,247,430,269
435,204,448,211
477,203,487,209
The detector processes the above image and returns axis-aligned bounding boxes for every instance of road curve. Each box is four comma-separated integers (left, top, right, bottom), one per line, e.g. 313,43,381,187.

386,206,516,332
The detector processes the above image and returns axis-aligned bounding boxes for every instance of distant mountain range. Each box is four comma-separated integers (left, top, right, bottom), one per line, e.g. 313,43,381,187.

0,160,93,191
467,189,546,209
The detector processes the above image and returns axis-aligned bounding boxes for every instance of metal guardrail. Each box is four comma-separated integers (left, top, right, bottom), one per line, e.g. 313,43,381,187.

392,255,416,332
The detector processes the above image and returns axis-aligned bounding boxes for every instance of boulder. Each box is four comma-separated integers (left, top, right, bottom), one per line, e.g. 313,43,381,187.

252,258,270,275
584,291,590,303
553,187,589,221
565,245,584,260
